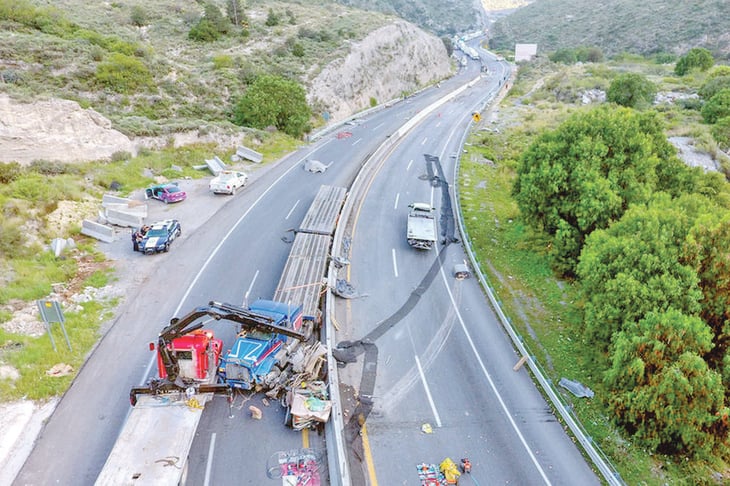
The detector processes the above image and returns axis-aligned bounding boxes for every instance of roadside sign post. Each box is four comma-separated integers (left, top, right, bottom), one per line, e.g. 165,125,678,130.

36,300,71,352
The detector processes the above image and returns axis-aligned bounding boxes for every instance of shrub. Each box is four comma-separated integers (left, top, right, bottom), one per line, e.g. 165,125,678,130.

265,8,280,26
212,54,233,69
0,162,23,184
0,223,25,259
95,53,154,93
711,116,730,149
701,88,730,124
189,19,221,42
130,6,147,27
699,76,730,101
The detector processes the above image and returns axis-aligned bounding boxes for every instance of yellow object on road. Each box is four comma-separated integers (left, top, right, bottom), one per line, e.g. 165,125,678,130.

440,457,461,484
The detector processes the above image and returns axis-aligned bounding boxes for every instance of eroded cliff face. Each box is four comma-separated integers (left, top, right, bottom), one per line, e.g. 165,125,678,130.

307,20,453,123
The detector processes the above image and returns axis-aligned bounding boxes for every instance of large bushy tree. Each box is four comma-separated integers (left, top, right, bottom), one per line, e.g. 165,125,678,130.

577,194,705,349
675,47,714,76
604,309,727,457
607,72,656,108
233,74,311,138
512,105,686,275
682,214,730,372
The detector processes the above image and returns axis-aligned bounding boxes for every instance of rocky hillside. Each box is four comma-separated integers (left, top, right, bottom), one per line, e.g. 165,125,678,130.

0,1,453,164
489,0,730,59
308,20,450,122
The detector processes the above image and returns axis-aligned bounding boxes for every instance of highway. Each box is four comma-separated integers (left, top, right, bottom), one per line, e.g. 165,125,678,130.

330,51,601,484
14,47,599,485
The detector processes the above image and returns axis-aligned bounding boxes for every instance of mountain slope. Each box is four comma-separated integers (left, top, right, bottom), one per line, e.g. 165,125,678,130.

489,0,730,59
0,0,452,148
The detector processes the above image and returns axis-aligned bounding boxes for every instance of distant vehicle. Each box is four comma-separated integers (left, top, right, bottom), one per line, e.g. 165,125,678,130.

145,182,186,204
406,202,438,250
209,170,248,195
132,219,181,254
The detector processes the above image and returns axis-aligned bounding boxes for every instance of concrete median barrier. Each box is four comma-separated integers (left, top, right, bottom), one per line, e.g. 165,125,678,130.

81,220,114,243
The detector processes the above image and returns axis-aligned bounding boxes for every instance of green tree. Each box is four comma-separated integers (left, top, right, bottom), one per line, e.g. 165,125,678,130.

682,214,730,371
607,72,656,109
701,88,730,124
233,74,311,138
512,106,686,275
577,194,704,349
675,47,714,76
604,309,727,457
549,48,577,64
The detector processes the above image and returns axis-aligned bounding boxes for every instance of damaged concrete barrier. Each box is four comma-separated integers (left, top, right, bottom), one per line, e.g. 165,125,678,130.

234,145,263,164
105,208,143,228
81,220,114,243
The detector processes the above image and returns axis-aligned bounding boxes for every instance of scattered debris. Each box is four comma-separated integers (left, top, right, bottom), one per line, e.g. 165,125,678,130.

46,363,73,377
421,423,433,434
304,159,328,173
559,377,594,398
249,405,263,420
333,279,358,299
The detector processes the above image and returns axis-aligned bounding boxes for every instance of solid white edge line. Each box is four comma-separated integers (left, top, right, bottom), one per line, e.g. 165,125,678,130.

415,355,442,428
392,248,398,278
433,122,552,484
435,248,553,485
203,432,216,486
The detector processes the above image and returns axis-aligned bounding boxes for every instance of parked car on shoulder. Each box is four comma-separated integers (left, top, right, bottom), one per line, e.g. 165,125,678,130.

132,219,182,254
209,170,248,195
145,182,186,204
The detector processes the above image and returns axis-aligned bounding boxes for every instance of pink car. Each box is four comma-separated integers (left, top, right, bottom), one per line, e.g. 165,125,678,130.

145,183,186,204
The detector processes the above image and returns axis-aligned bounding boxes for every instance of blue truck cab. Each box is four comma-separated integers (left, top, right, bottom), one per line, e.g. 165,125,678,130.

218,299,303,390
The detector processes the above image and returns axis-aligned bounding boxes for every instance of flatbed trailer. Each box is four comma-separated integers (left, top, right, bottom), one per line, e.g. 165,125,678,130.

274,185,346,322
95,393,213,486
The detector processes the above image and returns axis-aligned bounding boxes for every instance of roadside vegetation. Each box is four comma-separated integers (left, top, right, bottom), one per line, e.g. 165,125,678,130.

460,50,730,483
0,0,392,137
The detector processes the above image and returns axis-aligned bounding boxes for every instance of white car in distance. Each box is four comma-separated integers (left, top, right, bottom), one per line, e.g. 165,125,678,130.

209,170,248,195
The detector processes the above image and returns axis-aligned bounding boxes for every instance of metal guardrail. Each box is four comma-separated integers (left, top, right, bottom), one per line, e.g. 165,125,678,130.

451,87,625,486
325,65,624,485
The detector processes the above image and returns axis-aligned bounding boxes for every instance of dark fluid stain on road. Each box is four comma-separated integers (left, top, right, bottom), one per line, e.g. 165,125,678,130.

333,154,459,479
